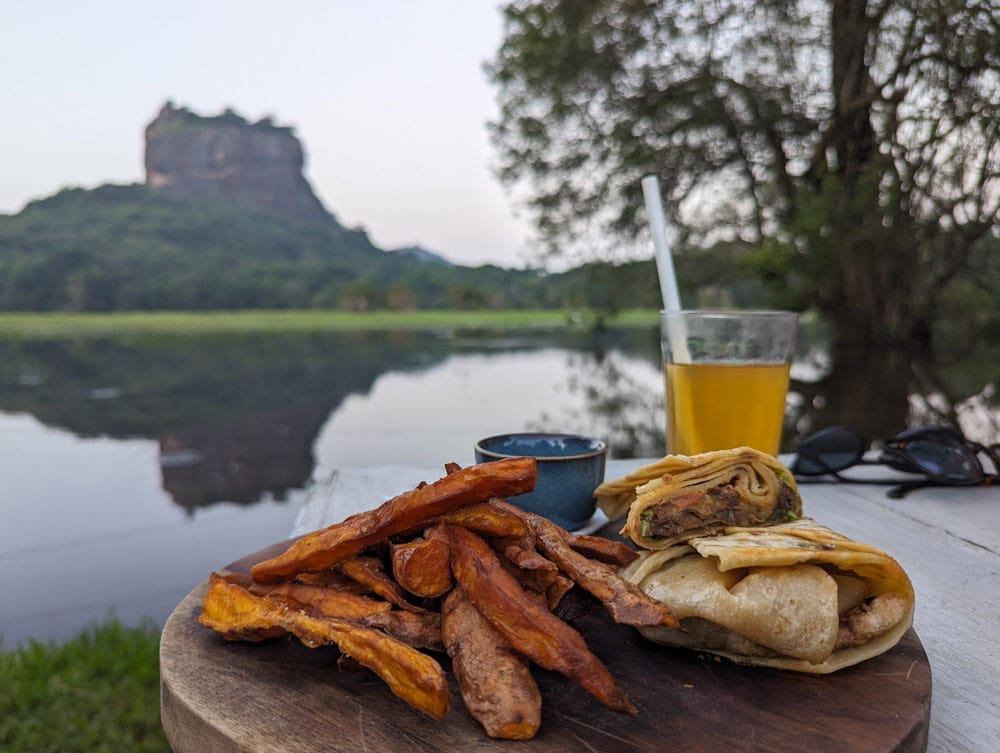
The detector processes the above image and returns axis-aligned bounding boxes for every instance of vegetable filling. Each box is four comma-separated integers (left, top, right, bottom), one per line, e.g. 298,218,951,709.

643,480,799,539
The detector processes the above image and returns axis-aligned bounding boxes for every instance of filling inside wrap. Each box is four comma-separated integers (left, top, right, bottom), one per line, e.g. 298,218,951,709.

635,468,799,540
593,447,802,549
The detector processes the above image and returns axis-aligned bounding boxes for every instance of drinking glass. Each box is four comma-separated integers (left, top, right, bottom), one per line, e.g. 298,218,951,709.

661,310,799,456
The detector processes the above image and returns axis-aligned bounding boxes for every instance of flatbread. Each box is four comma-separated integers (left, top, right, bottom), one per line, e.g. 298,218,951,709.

621,519,915,673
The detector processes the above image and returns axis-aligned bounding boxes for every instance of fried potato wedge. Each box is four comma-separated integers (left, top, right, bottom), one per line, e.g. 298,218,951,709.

362,609,444,652
429,500,529,538
528,513,678,628
246,579,393,621
338,556,425,612
446,524,635,715
251,457,537,582
497,536,561,589
545,573,576,611
566,533,640,568
199,573,289,642
391,534,452,598
442,587,542,740
200,574,449,719
292,568,371,592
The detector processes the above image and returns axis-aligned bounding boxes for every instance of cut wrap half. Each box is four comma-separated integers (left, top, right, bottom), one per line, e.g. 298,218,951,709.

621,518,915,673
593,447,802,549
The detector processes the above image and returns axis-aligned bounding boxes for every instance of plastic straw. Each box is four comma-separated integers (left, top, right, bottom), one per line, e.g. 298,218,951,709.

641,174,689,366
641,174,682,312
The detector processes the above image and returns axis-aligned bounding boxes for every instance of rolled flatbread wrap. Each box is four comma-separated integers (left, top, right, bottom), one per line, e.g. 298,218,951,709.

621,518,915,673
593,447,801,549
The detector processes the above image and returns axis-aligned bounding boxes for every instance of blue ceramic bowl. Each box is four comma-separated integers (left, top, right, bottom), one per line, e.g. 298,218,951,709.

474,433,607,529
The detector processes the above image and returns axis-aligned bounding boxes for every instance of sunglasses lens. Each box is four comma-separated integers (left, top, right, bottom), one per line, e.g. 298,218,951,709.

887,436,982,482
794,427,866,474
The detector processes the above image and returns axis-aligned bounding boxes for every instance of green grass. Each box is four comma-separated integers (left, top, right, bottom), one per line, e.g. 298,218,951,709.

0,620,170,753
0,308,660,339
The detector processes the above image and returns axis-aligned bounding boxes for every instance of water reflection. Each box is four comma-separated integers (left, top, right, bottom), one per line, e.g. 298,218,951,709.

785,322,999,450
526,349,668,458
2,332,451,512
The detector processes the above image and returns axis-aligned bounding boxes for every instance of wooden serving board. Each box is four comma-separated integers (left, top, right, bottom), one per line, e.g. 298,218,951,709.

160,540,931,753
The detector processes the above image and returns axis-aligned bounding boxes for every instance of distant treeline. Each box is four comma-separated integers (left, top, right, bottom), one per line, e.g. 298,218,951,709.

0,184,769,314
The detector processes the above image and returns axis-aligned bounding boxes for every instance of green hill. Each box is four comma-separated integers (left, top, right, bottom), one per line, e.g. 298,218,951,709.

0,183,669,312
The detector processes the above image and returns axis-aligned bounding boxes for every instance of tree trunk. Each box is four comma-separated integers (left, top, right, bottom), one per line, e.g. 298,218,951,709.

823,0,927,347
830,0,876,177
824,228,931,347
791,343,918,441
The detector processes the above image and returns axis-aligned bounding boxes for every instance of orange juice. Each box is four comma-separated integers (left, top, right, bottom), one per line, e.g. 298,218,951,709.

664,362,791,455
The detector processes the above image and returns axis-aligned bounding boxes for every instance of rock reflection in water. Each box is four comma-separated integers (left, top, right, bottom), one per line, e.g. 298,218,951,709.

0,331,455,512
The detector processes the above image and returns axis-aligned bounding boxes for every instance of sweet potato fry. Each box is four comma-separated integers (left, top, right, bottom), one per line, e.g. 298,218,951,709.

338,556,425,612
487,498,638,568
429,500,529,538
200,574,449,719
566,533,640,568
497,536,560,587
391,534,453,598
493,539,561,595
247,579,393,621
251,457,536,582
546,573,576,611
446,524,635,715
528,514,678,628
442,587,542,740
362,610,444,652
293,568,371,592
551,586,602,623
199,573,289,642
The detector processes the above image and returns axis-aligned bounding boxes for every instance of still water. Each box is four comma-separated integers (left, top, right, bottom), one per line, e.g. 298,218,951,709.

1,327,995,647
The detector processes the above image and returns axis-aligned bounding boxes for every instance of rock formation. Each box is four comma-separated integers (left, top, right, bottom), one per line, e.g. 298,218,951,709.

144,102,334,226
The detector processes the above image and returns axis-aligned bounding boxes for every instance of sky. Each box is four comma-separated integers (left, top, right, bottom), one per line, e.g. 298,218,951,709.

0,1,539,267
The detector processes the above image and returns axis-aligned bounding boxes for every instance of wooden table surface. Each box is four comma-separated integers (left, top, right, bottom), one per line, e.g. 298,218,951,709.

160,458,1000,753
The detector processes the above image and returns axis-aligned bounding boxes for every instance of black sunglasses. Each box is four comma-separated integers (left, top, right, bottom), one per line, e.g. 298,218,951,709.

791,425,1000,498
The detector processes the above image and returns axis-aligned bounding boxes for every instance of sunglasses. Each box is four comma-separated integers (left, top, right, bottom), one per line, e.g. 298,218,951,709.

791,425,1000,498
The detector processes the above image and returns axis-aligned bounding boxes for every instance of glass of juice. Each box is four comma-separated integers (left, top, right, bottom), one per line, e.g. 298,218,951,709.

661,310,799,456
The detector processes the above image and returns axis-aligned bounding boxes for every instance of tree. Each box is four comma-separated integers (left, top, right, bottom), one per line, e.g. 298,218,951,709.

339,282,382,312
488,0,1000,346
386,283,417,310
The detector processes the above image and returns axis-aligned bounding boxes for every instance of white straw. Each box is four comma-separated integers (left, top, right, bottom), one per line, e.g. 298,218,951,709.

641,174,682,312
641,174,689,367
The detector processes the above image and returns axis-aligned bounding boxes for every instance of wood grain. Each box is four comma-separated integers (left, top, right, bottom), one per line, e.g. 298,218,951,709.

790,481,998,753
160,539,931,753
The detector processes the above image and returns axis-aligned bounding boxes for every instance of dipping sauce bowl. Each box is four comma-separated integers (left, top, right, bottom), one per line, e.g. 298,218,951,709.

474,433,607,530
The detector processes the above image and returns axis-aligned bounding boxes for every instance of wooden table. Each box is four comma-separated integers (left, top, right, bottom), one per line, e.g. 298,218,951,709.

160,459,1000,753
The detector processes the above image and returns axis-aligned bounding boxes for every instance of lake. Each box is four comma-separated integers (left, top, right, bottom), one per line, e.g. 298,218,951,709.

1,325,996,647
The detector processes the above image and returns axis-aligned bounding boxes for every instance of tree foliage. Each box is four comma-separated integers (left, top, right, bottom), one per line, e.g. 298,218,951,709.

488,0,1000,345
0,184,664,313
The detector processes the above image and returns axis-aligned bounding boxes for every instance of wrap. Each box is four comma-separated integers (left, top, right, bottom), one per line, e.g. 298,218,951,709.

621,518,915,673
593,447,801,549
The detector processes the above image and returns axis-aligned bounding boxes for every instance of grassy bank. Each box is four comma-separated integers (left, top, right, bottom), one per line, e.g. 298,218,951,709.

0,620,169,753
0,308,660,339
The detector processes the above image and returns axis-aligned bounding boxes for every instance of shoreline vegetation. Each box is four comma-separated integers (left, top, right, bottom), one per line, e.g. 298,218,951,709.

0,619,170,753
0,308,662,339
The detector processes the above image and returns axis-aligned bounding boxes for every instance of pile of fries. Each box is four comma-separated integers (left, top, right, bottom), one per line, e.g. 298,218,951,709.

199,457,677,740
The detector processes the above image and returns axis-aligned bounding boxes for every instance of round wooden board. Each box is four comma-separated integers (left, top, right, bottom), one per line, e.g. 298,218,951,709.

160,540,930,753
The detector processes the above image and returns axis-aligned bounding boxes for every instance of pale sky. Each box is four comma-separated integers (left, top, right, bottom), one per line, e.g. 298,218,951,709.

0,1,539,267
